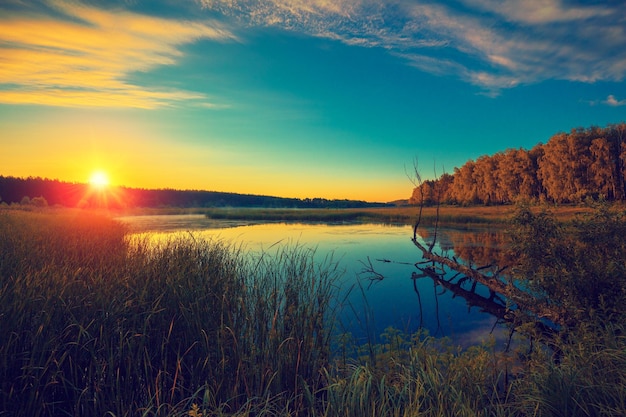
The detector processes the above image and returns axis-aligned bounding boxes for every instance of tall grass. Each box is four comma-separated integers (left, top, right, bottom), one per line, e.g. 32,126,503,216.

202,206,521,227
1,209,625,416
512,322,626,417
204,208,372,223
325,324,626,417
0,210,340,416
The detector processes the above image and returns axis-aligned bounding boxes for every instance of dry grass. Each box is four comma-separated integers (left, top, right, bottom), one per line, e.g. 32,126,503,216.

202,204,597,227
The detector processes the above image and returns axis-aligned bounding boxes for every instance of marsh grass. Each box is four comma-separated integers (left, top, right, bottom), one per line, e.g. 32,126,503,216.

204,208,372,224
0,209,340,416
1,209,625,416
202,205,580,227
512,322,626,417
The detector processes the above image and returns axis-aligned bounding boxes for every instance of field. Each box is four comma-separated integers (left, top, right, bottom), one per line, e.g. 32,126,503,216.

1,207,625,416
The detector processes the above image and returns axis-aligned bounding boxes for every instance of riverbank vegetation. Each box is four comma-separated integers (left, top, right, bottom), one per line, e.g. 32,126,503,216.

203,204,594,227
0,209,339,416
1,207,625,416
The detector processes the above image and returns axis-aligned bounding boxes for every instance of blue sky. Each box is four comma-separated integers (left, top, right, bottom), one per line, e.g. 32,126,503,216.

1,0,625,202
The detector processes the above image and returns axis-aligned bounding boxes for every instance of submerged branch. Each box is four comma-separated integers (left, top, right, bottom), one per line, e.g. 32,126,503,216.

358,256,385,289
410,236,569,329
414,267,508,320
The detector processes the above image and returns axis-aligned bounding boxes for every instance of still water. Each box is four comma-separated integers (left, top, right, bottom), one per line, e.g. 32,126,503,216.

116,214,510,348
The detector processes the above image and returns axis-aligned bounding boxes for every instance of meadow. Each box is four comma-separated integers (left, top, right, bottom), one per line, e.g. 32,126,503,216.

1,207,625,416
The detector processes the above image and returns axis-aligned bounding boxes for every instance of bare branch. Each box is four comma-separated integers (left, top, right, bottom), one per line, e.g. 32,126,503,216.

410,236,569,327
358,256,385,289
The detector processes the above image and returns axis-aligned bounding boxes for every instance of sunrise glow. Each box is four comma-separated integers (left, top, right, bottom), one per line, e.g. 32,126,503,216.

1,1,625,203
89,171,110,189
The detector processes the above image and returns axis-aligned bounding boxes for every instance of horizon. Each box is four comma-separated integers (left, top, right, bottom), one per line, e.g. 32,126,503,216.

0,173,398,204
1,1,626,202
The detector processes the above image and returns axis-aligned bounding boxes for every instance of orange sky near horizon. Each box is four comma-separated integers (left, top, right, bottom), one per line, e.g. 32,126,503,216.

2,1,625,204
1,109,410,202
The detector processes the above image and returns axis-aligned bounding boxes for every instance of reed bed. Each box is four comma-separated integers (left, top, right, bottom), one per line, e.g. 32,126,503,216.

0,209,340,416
1,208,625,416
203,206,551,227
204,208,372,224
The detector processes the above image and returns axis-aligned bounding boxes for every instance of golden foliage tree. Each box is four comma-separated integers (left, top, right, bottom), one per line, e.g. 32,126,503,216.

411,123,626,205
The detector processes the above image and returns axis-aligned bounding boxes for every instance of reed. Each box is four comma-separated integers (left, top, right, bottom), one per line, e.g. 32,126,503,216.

324,329,513,417
1,208,625,416
0,209,341,416
203,206,520,227
204,208,372,223
512,322,626,417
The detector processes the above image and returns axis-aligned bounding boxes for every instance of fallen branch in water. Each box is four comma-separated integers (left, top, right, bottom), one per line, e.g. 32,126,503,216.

410,234,570,329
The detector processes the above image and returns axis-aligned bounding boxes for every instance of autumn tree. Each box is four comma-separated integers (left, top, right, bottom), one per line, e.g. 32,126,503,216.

589,137,614,199
494,148,540,203
450,161,478,205
538,132,578,202
622,139,626,198
436,172,454,203
409,123,626,205
610,123,626,200
473,155,499,204
409,173,454,206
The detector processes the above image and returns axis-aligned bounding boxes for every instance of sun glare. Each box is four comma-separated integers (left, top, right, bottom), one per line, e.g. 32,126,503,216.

89,171,110,189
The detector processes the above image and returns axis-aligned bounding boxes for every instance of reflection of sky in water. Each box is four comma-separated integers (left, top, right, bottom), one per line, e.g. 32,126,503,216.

118,216,509,349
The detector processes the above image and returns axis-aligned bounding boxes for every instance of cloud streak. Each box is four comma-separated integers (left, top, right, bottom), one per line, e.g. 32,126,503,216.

199,0,626,93
0,1,236,108
604,95,626,107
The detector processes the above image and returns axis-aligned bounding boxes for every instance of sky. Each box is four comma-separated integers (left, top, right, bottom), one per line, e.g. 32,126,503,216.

1,0,625,203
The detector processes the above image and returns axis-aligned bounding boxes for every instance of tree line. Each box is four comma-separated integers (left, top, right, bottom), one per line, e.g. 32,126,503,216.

0,176,388,209
410,123,626,205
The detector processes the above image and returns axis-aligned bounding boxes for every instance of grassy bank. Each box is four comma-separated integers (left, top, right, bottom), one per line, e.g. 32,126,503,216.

1,208,625,416
202,206,508,226
110,203,600,228
203,204,595,227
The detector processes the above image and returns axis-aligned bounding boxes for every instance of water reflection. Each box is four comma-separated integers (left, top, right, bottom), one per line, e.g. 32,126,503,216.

117,215,512,348
418,226,513,267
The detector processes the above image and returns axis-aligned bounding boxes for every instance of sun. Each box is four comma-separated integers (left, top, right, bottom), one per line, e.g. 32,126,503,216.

89,171,110,190
83,169,127,208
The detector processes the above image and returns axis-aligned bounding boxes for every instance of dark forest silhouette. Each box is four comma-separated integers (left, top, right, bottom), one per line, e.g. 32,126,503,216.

410,123,626,205
0,176,388,209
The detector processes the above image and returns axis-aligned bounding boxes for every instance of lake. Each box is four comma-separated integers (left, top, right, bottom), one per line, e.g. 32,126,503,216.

116,214,511,348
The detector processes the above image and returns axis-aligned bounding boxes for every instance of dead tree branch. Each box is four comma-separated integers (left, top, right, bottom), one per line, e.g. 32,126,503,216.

411,228,569,328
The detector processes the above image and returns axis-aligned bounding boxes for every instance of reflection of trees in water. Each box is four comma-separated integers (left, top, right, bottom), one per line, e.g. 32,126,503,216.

363,227,517,341
417,227,513,267
411,218,567,350
362,223,562,345
411,261,511,340
413,228,516,340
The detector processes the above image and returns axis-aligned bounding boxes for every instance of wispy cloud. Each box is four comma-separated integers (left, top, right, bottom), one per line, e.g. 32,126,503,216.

199,0,626,94
465,0,612,24
0,1,237,108
604,95,626,107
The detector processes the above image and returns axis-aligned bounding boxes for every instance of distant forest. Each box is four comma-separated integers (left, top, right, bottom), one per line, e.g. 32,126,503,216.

0,176,388,209
410,123,626,205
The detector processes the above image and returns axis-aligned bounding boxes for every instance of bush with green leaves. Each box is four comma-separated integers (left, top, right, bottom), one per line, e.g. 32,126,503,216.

509,201,626,324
